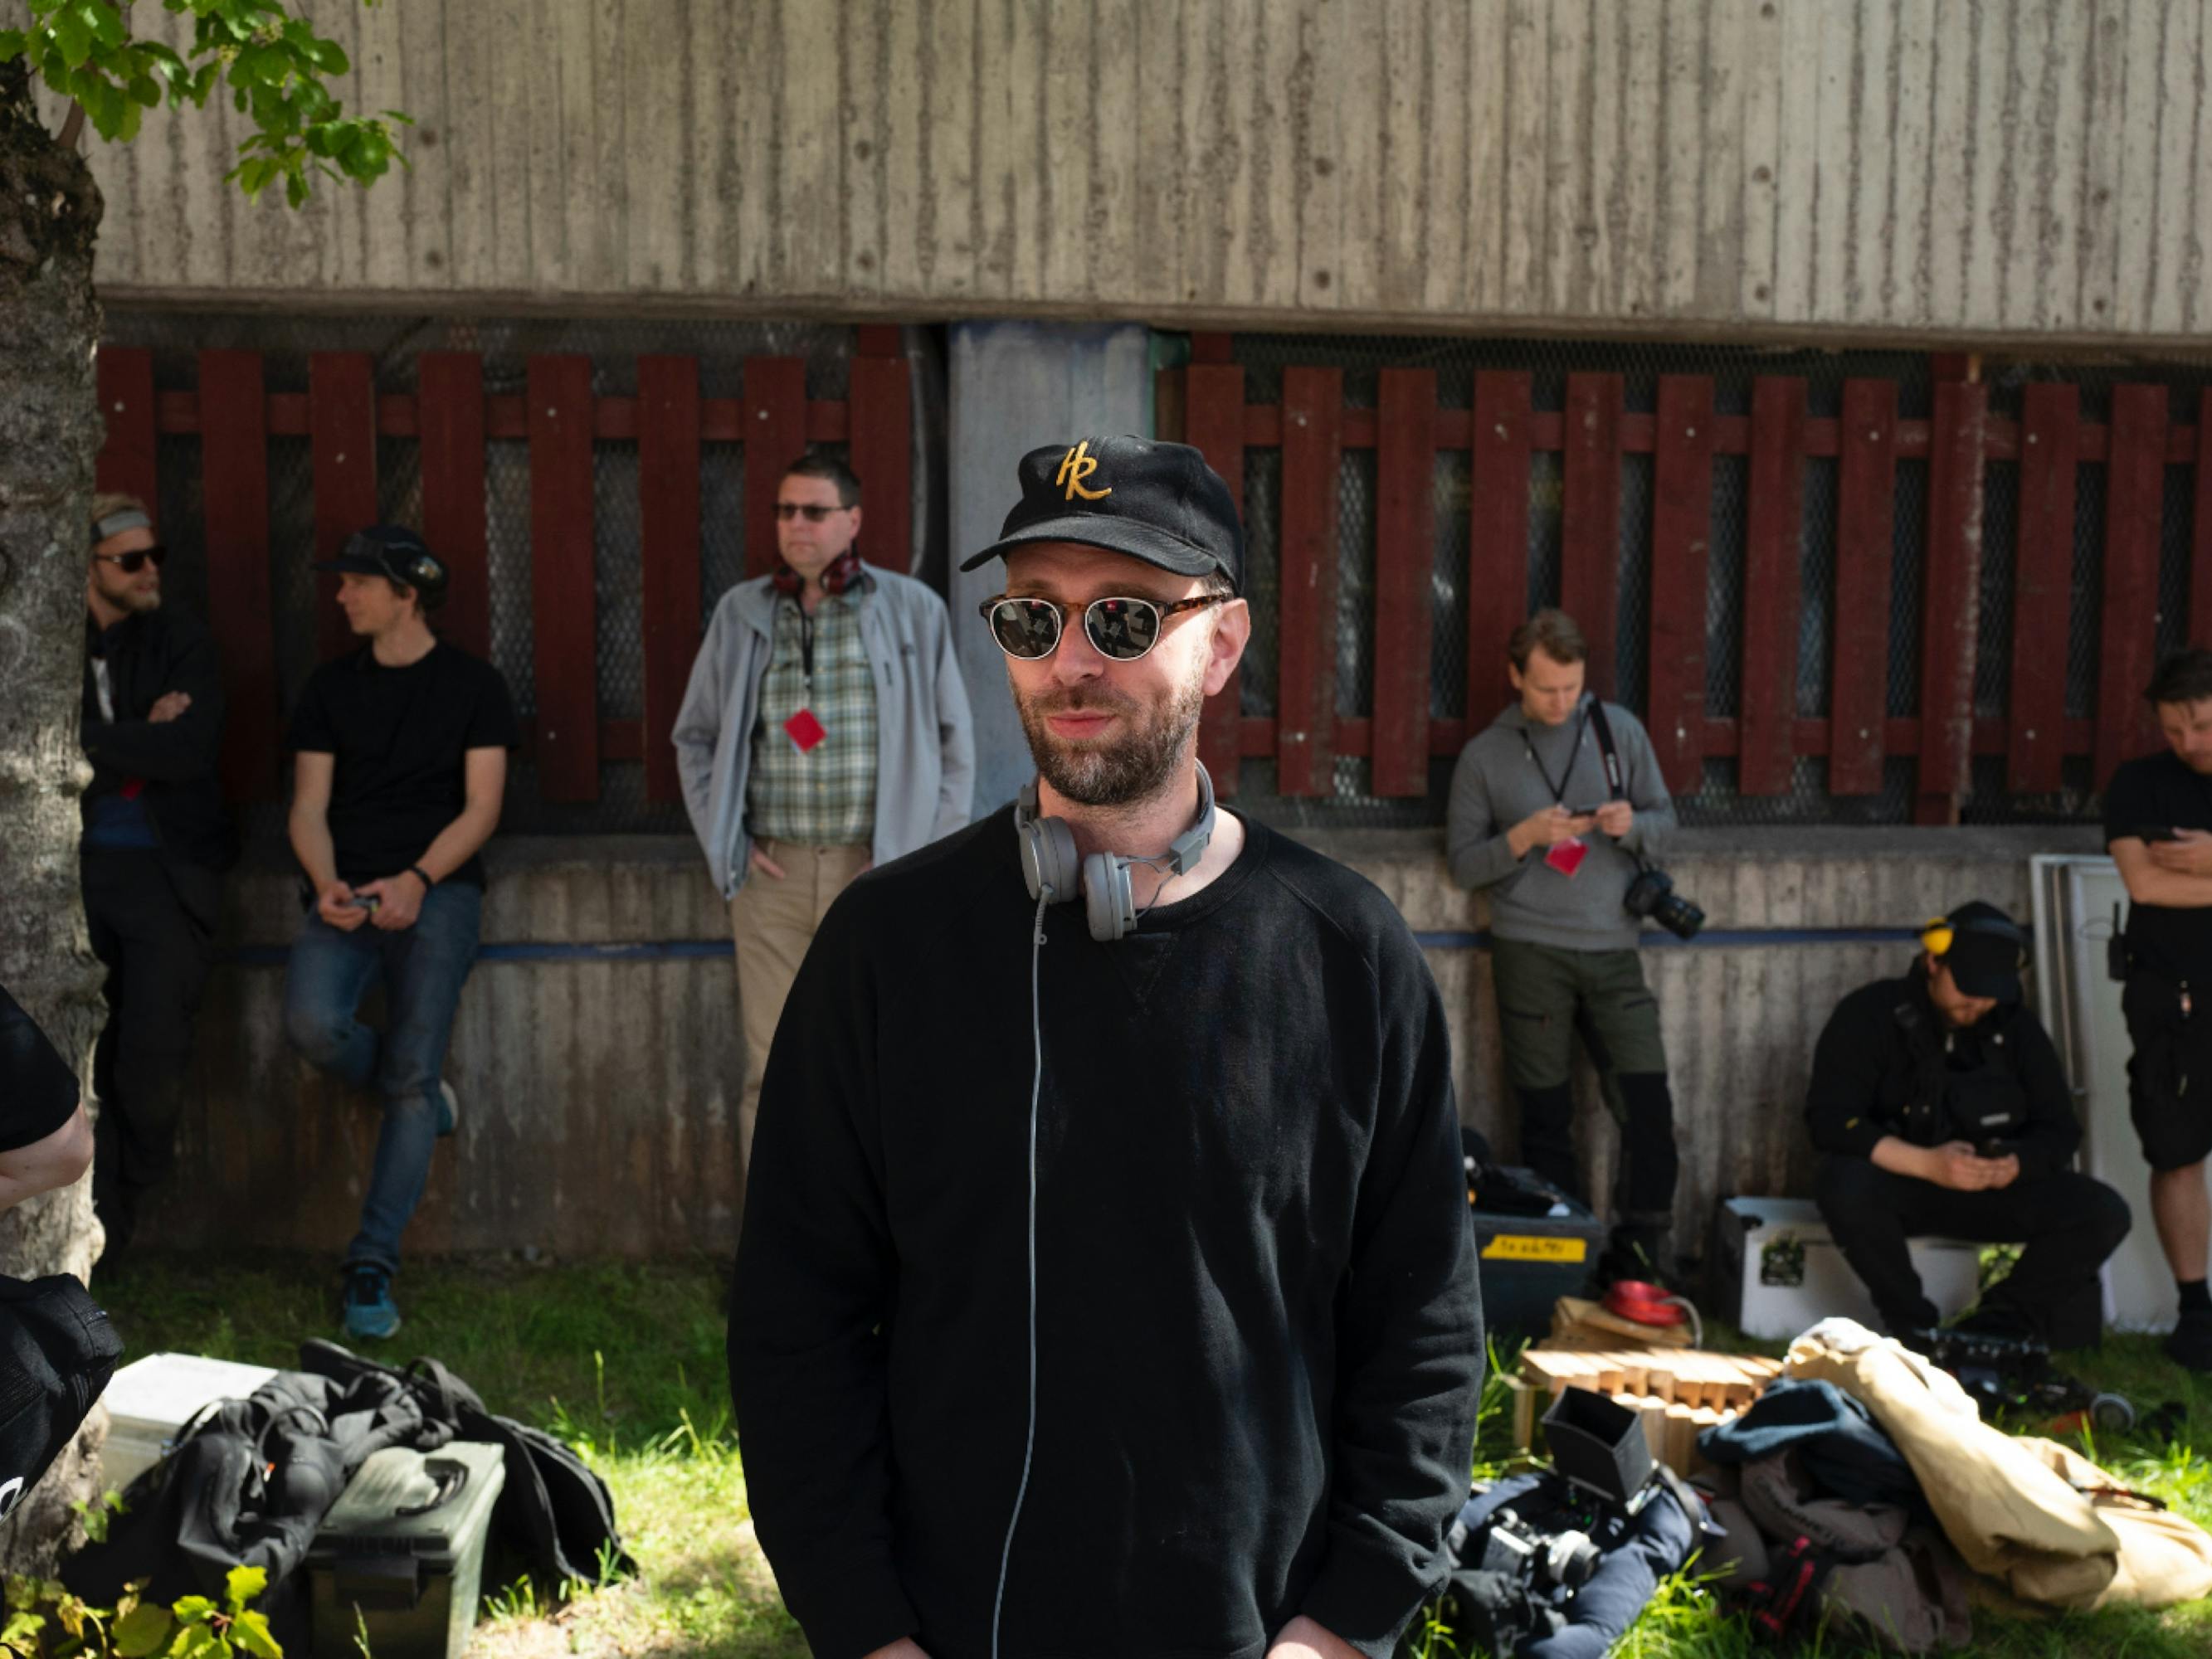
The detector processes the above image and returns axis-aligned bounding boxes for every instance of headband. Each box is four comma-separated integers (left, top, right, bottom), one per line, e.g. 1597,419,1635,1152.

91,508,153,544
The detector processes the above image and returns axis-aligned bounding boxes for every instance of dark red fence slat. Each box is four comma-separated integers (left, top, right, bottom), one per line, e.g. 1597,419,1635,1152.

743,358,809,581
417,353,490,664
2008,383,2077,793
95,347,158,516
528,355,600,802
1186,363,1247,797
1648,377,1715,795
1830,379,1898,795
848,352,912,572
2194,388,2212,651
2097,384,2170,788
1914,381,1988,824
1276,367,1343,797
639,356,701,807
1468,372,1532,724
1740,378,1807,795
1372,369,1436,796
1562,373,1624,699
197,351,275,802
309,353,378,664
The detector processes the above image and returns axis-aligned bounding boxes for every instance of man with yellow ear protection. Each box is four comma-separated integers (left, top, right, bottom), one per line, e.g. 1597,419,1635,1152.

729,436,1483,1659
1803,900,2131,1346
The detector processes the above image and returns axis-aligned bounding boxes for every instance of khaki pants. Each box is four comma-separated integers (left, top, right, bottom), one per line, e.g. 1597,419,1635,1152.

730,837,872,1190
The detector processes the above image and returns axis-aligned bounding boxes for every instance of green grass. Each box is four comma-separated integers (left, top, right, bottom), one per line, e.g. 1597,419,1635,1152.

89,1255,2212,1658
90,1252,806,1659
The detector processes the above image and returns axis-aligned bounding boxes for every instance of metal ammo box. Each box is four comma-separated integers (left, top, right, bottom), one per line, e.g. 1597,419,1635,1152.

308,1440,507,1659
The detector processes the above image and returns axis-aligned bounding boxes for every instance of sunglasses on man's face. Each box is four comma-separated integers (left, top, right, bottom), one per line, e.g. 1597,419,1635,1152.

775,503,850,523
980,594,1224,662
93,546,167,575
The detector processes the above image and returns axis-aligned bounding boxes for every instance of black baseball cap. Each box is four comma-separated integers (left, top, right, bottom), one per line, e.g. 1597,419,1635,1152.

314,525,450,600
959,435,1242,591
1933,901,2027,1003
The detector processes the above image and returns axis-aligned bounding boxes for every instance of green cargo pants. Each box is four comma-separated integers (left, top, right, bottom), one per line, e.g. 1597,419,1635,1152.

1489,936,1669,1092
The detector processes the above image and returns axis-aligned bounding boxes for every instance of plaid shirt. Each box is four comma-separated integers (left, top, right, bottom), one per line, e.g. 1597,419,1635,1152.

747,585,879,846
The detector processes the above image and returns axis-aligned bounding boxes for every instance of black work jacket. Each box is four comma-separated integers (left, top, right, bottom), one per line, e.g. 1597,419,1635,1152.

80,607,235,871
1804,964,2081,1180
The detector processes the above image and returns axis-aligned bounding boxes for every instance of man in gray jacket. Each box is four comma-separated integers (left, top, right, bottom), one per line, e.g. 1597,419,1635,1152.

672,454,975,1188
1446,608,1681,1281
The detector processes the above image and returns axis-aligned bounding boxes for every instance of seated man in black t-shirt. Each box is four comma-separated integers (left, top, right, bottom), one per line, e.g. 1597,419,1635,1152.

2106,646,2212,1372
281,527,519,1340
0,985,93,1214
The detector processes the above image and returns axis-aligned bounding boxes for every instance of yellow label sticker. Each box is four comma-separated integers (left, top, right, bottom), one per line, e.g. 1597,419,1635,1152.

1480,1234,1587,1264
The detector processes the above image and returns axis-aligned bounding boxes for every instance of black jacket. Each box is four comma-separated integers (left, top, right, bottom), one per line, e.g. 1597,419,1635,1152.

1804,965,2081,1180
80,607,233,870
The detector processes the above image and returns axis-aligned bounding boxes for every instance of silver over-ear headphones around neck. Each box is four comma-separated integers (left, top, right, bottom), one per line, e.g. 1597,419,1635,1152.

1014,762,1217,941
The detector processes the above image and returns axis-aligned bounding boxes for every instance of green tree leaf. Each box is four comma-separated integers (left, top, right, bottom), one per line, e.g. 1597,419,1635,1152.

222,1566,267,1616
169,1596,216,1627
227,1609,280,1659
114,1602,174,1659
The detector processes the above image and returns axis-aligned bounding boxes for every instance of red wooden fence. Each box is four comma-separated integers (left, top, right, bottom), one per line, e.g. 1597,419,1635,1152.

1164,341,2199,822
93,335,911,808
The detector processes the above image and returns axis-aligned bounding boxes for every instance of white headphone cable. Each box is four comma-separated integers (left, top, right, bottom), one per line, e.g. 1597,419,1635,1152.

990,886,1049,1659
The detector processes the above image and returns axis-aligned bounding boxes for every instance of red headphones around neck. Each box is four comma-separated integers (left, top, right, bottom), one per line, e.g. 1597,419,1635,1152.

772,549,866,596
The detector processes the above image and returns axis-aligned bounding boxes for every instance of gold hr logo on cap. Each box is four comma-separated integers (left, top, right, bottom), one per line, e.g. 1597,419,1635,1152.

1055,440,1112,502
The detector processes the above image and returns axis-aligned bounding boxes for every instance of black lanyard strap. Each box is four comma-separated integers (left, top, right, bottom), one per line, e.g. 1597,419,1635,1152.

1524,702,1596,805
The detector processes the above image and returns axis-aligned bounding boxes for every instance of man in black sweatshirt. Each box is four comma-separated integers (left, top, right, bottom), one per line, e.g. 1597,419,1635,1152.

79,493,233,1251
728,436,1484,1659
1805,901,2130,1347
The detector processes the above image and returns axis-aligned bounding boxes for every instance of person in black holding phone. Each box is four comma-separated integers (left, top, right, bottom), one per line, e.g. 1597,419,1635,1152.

2106,646,2212,1370
281,526,518,1341
1805,901,2129,1346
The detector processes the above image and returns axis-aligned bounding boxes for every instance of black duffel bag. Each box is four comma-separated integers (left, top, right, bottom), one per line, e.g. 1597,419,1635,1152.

0,1273,123,1525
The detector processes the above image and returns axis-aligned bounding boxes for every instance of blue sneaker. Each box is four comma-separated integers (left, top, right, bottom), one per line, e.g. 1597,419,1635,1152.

342,1267,402,1341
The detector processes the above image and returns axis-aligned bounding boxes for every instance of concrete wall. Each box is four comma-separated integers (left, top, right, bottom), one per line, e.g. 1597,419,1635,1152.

52,1,2212,346
135,823,2102,1262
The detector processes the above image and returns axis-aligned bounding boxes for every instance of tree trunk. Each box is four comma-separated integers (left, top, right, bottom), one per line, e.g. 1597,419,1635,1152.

0,52,110,1573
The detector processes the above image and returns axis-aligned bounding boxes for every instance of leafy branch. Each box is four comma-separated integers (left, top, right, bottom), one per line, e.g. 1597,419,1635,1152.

0,1,410,208
1,1565,283,1659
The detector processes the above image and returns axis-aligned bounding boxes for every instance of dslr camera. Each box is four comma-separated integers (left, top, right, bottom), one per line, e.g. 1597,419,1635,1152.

1447,1389,1694,1656
1624,865,1705,941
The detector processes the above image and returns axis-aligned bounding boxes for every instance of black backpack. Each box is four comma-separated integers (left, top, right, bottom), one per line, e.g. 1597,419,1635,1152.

0,1273,123,1525
298,1340,636,1589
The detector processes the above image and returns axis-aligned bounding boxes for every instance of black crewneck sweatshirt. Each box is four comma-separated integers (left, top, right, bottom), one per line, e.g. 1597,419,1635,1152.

728,808,1484,1659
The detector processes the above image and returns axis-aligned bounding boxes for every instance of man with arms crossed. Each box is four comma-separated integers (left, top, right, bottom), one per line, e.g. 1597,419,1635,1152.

78,494,231,1250
730,437,1482,1659
282,527,518,1340
673,453,973,1191
2107,647,2212,1370
1445,608,1681,1282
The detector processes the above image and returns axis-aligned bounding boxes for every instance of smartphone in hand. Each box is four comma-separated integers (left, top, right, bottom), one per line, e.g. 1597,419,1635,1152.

2136,825,2181,844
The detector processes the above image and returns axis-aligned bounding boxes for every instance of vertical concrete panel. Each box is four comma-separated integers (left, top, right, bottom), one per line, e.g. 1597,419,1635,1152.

1844,0,1896,324
1737,0,1781,320
946,323,1153,819
1421,0,1472,314
1541,0,1588,313
2076,0,2127,331
1500,0,1549,312
2115,0,2171,334
1464,0,1509,312
1656,0,1706,314
782,0,850,293
1994,0,2044,331
1586,0,1628,314
1694,0,1749,316
1380,0,1441,313
1808,3,1856,321
1885,0,1936,328
1289,0,1344,313
1088,0,1144,305
2152,0,2204,336
1333,0,1386,315
623,0,693,293
1769,0,1822,322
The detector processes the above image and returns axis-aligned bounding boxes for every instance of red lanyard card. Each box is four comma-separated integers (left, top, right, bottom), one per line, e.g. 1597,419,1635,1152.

784,708,827,752
1542,837,1588,878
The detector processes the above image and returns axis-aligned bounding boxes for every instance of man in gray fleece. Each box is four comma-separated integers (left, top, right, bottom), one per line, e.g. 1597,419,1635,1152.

1445,608,1682,1281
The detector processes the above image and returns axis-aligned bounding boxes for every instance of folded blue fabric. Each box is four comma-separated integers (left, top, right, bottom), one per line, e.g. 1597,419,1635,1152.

1696,1376,1924,1511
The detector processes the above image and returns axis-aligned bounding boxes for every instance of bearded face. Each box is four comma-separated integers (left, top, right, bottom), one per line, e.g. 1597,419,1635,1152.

1013,640,1209,807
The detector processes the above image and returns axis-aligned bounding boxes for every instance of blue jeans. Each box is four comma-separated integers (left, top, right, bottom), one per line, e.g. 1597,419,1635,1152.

282,883,483,1274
